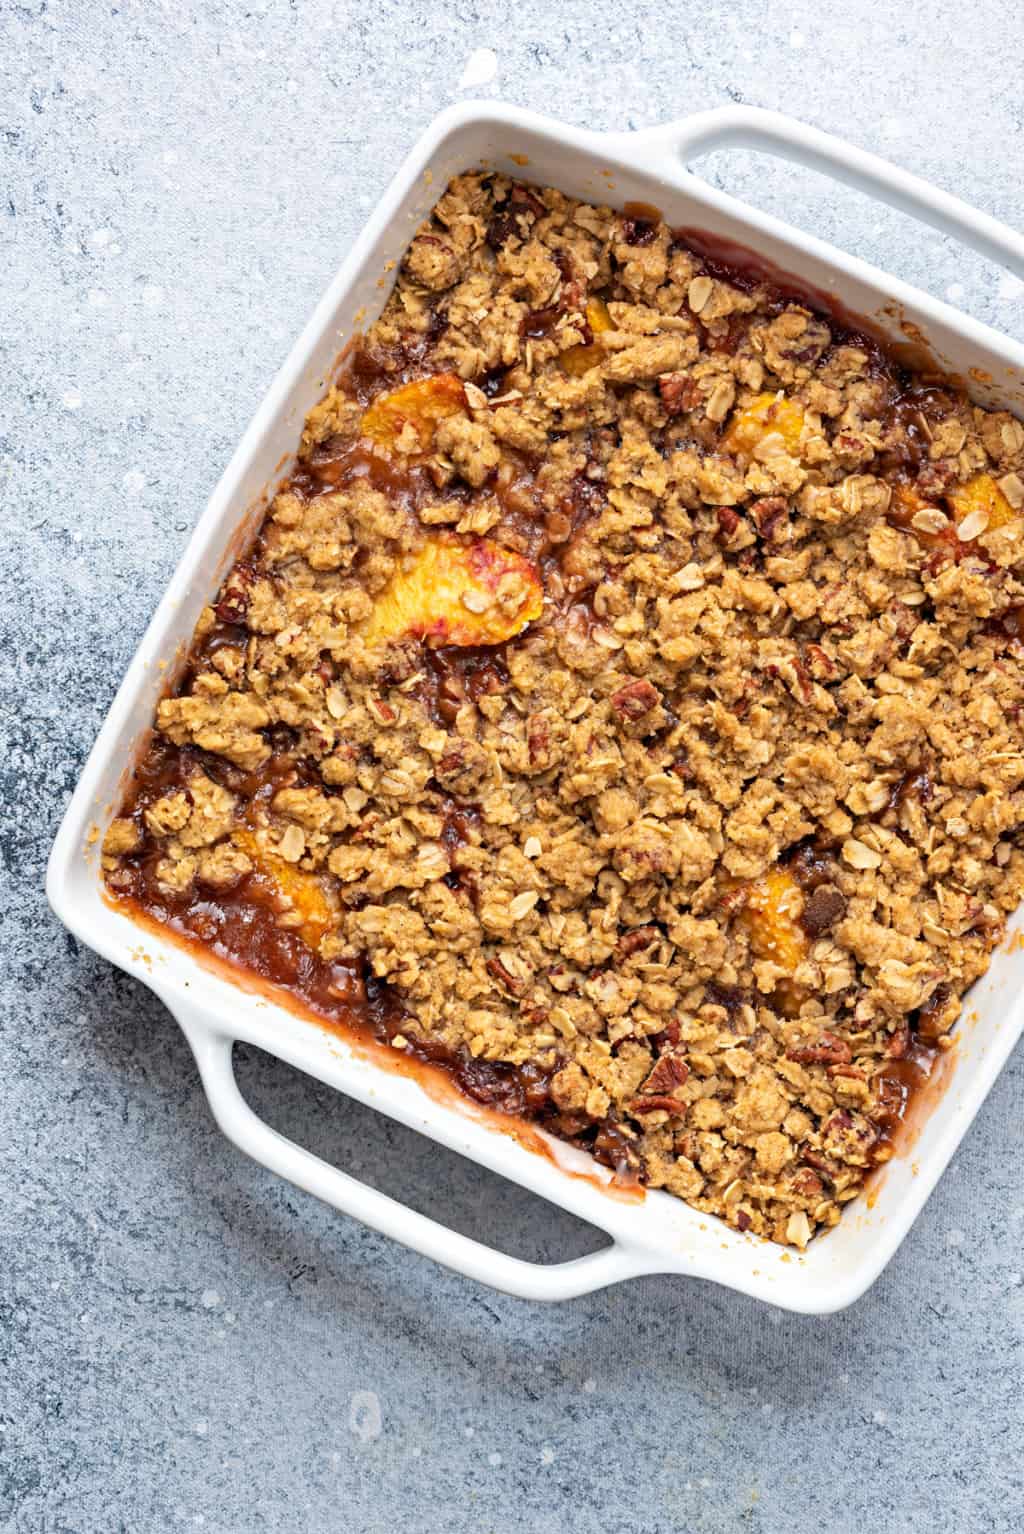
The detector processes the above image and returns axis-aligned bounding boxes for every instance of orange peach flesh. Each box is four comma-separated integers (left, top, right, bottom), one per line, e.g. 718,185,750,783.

361,373,467,452
361,537,544,649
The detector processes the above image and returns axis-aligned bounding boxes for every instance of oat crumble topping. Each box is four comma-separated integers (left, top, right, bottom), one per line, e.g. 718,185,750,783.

104,172,1024,1248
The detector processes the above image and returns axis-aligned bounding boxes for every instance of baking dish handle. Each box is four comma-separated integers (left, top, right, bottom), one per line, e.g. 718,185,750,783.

639,106,1024,277
178,1014,656,1301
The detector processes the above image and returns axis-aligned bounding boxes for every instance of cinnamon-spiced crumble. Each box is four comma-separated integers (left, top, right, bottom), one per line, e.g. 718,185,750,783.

103,172,1024,1248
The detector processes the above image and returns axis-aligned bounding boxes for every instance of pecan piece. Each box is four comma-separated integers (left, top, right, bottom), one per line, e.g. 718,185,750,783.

638,1052,689,1097
749,495,788,541
487,955,528,997
786,1031,853,1066
615,924,660,960
659,372,701,415
630,1093,688,1117
610,678,662,721
792,1168,824,1199
715,505,741,538
526,713,550,767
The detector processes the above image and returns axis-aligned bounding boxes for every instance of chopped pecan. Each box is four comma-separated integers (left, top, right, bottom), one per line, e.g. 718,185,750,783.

630,1093,688,1117
638,1052,689,1096
659,373,700,415
715,505,741,538
800,1145,842,1179
610,678,662,721
749,495,789,541
650,1018,682,1051
786,1032,853,1066
790,1167,823,1199
487,956,528,997
526,713,550,767
803,643,837,682
615,924,660,959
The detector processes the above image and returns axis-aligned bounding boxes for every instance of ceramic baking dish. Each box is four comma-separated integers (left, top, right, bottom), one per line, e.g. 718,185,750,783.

48,104,1024,1312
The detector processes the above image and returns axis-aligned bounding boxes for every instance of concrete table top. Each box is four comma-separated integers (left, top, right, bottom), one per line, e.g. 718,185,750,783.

4,2,1023,1529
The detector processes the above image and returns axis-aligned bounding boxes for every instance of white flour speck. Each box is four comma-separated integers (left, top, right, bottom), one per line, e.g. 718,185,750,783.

411,1447,422,1458
999,271,1024,301
946,1228,965,1247
582,1377,596,1393
464,1426,475,1438
286,77,299,95
91,228,112,248
872,1409,888,1426
87,289,109,307
945,282,965,303
348,1390,382,1443
487,1452,502,1467
194,1419,208,1436
200,1289,221,1310
457,48,498,89
141,284,164,308
123,469,146,494
789,29,805,48
162,150,179,166
62,388,82,410
540,1446,555,1465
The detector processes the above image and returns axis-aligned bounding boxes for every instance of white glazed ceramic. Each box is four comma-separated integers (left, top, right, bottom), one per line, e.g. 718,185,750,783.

48,105,1024,1312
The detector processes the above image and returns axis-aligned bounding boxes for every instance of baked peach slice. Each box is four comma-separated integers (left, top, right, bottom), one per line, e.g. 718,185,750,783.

738,867,807,971
890,474,1018,556
888,483,959,555
732,866,808,1016
722,391,805,460
946,471,1019,539
361,536,543,648
361,373,467,453
233,828,337,949
561,296,614,376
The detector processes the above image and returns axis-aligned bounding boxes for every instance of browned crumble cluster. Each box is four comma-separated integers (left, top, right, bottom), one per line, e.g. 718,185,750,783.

104,172,1024,1248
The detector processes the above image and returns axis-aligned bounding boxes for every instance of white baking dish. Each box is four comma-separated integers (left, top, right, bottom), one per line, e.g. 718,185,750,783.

48,104,1024,1312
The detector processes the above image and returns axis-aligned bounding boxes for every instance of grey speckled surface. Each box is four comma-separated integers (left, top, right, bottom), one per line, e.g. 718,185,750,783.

4,2,1024,1530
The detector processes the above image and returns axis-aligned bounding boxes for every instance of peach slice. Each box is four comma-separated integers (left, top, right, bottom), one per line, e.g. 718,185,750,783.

888,483,959,555
361,373,467,453
738,866,807,973
722,391,805,460
361,536,544,649
233,828,337,949
560,296,614,376
946,472,1018,538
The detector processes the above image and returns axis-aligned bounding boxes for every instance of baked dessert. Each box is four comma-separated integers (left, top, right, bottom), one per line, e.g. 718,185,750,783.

103,172,1024,1248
